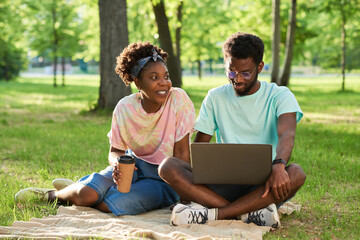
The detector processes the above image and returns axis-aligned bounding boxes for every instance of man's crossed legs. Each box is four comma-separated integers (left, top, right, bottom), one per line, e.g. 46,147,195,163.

159,157,306,227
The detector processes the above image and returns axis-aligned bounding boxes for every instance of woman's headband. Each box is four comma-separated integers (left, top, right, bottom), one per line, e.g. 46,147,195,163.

131,48,165,78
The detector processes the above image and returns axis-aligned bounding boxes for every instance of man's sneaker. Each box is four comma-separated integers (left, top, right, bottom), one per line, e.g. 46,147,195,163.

185,201,204,209
170,201,204,211
15,187,54,203
52,178,75,190
240,203,281,228
170,203,216,226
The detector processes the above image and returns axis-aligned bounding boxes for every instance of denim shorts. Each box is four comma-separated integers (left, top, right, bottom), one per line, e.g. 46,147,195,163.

77,151,179,216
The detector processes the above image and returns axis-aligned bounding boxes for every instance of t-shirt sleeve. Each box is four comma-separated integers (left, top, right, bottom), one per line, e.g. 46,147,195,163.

174,90,196,142
194,91,217,136
275,88,303,123
107,108,127,151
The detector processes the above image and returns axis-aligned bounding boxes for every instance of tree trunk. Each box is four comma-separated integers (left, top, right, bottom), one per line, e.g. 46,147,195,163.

280,0,297,86
191,61,195,75
4,58,9,81
98,0,131,110
175,0,183,81
52,1,58,87
53,55,57,87
197,59,202,80
271,0,280,84
340,2,346,91
152,0,182,87
61,56,65,86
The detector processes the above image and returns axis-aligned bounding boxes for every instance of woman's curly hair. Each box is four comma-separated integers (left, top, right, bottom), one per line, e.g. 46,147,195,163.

115,41,168,86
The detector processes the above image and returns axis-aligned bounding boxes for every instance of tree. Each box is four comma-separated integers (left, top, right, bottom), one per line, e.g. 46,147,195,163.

271,0,297,86
51,0,59,87
175,0,183,80
24,0,82,87
181,0,231,80
74,1,100,62
0,40,24,81
300,0,360,90
97,0,131,110
271,0,281,84
151,0,182,87
127,0,158,44
57,4,83,86
318,0,359,91
0,0,26,80
279,0,296,86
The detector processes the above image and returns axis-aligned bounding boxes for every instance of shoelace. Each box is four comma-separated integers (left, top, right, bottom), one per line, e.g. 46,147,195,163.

188,208,208,224
246,210,265,226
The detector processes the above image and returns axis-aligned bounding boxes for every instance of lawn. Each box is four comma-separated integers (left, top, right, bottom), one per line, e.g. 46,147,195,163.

0,74,359,239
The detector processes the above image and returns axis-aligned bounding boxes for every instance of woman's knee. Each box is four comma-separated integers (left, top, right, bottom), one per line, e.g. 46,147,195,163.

158,157,177,179
158,157,187,181
73,184,99,206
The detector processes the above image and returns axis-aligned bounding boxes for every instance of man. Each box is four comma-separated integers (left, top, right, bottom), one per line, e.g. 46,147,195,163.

158,32,306,228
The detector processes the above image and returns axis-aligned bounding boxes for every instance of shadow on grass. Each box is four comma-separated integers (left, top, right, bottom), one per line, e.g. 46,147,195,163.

1,79,111,115
1,80,98,97
294,122,359,187
292,88,360,113
296,123,360,156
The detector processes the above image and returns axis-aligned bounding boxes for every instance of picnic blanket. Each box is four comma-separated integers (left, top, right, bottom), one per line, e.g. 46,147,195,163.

0,202,300,240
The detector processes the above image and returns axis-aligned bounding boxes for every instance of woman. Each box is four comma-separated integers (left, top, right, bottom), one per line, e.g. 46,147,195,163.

15,42,195,216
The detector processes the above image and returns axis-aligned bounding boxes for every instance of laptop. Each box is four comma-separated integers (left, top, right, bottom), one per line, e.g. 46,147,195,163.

190,143,272,185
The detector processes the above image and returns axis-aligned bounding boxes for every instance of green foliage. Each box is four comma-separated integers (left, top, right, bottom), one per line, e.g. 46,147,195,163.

0,39,25,80
0,0,27,80
127,0,159,45
181,0,230,63
291,1,318,65
304,0,360,69
0,0,25,44
2,0,360,83
226,0,273,63
73,2,100,61
23,0,84,59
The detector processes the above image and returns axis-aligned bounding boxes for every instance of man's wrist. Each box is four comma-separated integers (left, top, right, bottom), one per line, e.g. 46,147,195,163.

273,158,287,166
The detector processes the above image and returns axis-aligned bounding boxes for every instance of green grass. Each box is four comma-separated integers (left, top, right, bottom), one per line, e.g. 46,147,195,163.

0,74,359,239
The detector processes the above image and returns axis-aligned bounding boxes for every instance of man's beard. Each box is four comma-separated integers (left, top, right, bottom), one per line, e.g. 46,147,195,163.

231,72,259,96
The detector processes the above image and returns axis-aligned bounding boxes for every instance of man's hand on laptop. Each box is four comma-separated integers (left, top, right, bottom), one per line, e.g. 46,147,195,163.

262,164,291,200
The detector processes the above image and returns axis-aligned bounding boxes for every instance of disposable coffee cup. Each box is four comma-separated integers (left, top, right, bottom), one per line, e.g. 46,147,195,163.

117,155,136,193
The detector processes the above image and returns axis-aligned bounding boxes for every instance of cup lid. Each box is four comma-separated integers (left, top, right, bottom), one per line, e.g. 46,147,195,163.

117,155,136,164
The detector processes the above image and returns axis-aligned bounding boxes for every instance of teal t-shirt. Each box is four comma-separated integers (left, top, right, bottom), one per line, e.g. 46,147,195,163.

194,81,303,159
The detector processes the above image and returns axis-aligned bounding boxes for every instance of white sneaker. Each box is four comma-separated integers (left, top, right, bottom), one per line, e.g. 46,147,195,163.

170,203,216,226
240,203,281,228
185,202,204,209
52,178,75,190
15,187,54,203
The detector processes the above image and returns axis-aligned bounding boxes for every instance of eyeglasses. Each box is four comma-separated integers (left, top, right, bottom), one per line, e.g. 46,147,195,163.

227,66,257,81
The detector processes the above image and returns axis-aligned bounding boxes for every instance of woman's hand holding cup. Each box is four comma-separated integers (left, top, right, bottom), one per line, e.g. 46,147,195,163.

115,155,136,193
112,164,122,185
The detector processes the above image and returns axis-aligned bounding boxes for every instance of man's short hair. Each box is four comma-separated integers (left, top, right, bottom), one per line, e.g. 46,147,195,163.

222,32,264,65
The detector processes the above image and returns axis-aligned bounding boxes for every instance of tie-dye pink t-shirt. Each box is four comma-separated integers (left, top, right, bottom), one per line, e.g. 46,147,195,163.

107,87,195,165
